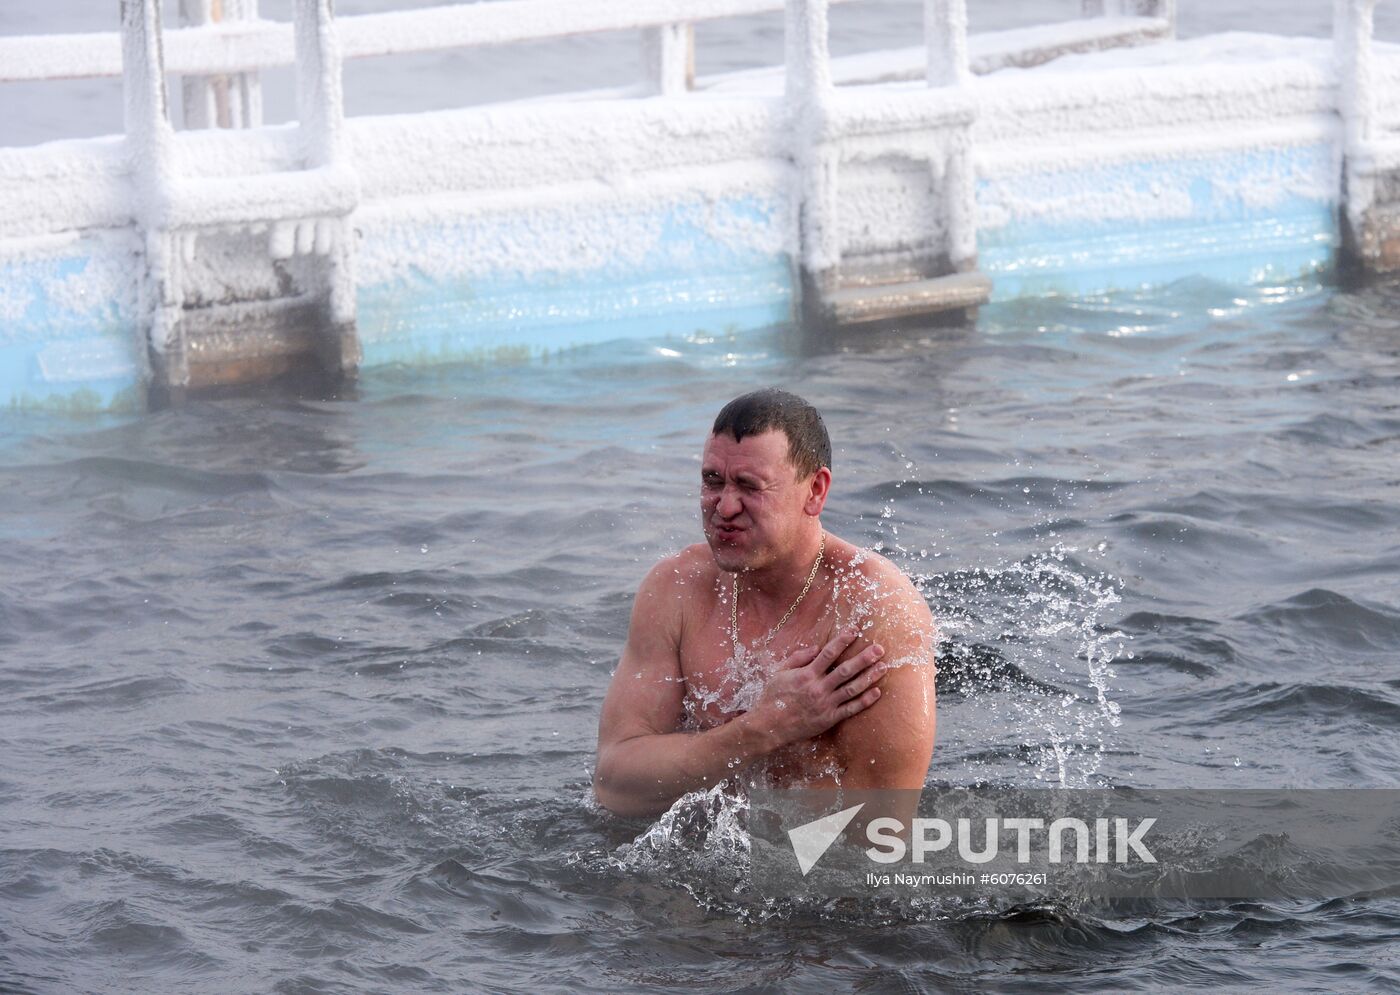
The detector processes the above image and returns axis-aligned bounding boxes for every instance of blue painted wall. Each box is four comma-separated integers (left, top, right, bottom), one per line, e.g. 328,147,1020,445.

0,234,146,412
977,143,1339,301
0,142,1341,412
355,195,796,370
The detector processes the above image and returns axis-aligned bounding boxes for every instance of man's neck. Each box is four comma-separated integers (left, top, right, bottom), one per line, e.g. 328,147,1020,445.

739,525,826,609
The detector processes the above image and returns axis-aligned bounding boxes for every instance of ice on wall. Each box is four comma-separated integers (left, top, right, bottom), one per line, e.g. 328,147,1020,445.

0,229,141,343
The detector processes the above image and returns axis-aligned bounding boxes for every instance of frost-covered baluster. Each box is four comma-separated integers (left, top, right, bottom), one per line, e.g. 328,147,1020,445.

1337,0,1381,254
643,23,694,97
1086,0,1177,17
295,0,344,168
179,0,217,128
1153,0,1178,34
786,0,832,99
926,0,969,87
1338,0,1378,153
179,0,263,129
122,0,183,390
123,0,174,207
227,0,264,127
926,0,975,272
943,132,976,272
294,0,359,373
787,0,838,278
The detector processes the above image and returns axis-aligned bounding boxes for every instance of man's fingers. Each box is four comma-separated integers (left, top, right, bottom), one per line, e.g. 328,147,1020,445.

834,661,888,703
837,685,881,720
781,643,821,669
811,628,858,671
820,642,885,691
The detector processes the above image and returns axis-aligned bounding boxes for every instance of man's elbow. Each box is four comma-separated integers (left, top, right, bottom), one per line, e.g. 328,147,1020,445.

591,766,627,816
592,751,662,819
592,780,665,820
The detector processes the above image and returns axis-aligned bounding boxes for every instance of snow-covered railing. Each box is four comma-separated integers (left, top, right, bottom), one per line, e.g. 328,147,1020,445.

15,0,1389,409
0,0,1175,89
0,0,1178,284
0,0,873,85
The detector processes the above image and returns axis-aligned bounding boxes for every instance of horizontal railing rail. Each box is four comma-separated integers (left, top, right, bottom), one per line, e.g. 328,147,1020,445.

0,0,1178,87
0,0,875,83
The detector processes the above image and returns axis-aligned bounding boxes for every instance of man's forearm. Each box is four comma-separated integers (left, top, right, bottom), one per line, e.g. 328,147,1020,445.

593,714,778,818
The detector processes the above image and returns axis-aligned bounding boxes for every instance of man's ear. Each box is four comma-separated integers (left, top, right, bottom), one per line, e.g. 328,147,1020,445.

804,467,832,516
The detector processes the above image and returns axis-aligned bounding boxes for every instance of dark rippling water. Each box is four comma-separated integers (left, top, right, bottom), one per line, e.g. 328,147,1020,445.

3,276,1400,993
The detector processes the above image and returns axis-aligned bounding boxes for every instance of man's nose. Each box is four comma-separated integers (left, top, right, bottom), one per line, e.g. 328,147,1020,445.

716,485,743,519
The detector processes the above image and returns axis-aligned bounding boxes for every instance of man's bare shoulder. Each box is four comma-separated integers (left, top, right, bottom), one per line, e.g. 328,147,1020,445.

641,543,718,592
825,535,937,641
631,544,718,623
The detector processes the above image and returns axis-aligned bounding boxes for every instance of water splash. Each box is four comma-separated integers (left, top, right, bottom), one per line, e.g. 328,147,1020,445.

602,781,994,924
916,544,1127,787
681,641,777,724
606,781,757,916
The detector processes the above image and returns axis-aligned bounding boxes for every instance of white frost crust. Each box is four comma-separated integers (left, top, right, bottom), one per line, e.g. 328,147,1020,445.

0,137,133,240
1,25,1396,322
345,97,787,202
353,160,795,286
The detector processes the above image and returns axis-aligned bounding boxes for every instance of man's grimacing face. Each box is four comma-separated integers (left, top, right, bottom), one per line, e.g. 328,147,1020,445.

700,429,817,573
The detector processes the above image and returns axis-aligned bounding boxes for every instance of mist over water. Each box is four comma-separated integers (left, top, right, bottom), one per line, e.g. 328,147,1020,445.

2,274,1399,991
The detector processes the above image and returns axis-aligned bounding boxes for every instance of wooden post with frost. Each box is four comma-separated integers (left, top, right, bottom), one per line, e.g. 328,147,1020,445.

643,23,694,97
122,0,186,403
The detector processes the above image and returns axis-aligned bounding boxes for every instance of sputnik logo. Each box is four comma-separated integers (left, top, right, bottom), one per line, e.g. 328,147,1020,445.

786,803,864,876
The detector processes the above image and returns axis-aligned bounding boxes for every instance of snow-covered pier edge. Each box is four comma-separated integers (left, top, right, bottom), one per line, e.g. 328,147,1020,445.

1,0,1397,411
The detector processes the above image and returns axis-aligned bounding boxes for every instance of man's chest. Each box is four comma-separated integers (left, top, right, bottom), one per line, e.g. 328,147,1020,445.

676,598,842,729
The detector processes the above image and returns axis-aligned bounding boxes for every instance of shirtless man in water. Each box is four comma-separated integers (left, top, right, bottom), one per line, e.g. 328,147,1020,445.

593,388,938,818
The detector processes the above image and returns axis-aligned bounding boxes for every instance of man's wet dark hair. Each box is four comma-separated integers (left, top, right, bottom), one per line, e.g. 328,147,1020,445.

711,388,832,479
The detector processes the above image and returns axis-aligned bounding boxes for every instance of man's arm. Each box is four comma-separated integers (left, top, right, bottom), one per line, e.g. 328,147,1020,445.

829,565,938,791
593,556,888,818
591,555,771,817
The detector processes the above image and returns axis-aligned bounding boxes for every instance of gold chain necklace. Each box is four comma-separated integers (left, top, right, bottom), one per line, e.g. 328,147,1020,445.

729,531,825,651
